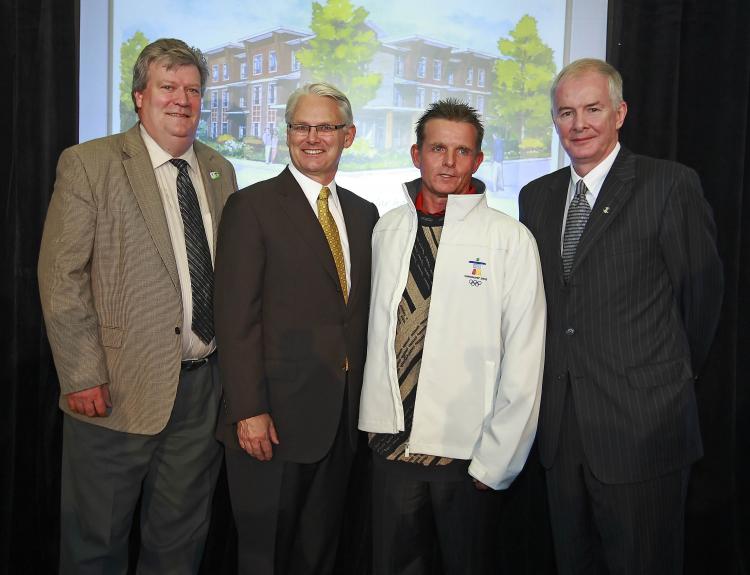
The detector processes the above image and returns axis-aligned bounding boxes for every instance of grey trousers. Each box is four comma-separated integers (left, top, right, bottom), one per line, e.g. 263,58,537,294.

59,357,222,575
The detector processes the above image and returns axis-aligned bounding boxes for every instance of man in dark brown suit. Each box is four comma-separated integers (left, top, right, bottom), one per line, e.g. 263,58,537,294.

214,82,379,575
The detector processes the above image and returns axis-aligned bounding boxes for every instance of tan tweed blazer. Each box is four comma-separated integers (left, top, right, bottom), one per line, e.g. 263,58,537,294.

38,124,237,434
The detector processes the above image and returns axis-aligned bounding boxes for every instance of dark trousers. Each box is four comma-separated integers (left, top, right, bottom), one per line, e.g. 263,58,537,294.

371,455,505,575
59,358,223,575
225,397,355,575
546,391,690,575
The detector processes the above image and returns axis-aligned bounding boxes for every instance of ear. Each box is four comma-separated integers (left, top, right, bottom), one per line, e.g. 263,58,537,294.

343,125,356,149
472,151,484,174
134,91,143,113
410,144,421,169
615,100,628,130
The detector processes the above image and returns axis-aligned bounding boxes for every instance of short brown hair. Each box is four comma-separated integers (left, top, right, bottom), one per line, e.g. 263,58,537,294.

415,98,484,151
131,38,209,112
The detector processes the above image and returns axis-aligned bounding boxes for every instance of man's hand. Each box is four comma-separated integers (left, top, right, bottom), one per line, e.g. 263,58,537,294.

237,413,280,461
66,384,112,417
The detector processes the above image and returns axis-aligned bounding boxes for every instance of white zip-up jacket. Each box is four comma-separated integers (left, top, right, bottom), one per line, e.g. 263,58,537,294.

359,179,546,490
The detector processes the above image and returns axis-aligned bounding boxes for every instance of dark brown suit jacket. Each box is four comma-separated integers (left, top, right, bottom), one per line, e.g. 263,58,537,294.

214,167,379,463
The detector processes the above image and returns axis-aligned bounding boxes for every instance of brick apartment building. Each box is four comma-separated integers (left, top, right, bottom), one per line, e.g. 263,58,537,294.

202,28,495,150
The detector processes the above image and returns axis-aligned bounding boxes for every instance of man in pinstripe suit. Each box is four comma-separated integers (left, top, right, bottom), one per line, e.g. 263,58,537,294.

38,39,236,573
519,59,723,574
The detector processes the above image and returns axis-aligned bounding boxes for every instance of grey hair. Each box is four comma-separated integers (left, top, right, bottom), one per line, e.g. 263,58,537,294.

285,82,354,126
131,38,209,112
550,58,624,110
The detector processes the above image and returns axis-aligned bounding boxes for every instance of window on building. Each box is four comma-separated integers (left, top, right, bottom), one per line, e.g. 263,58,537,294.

239,95,245,108
447,71,454,85
433,59,442,81
222,90,228,108
393,87,403,107
240,62,247,80
291,51,300,71
431,89,440,103
221,121,228,134
476,95,484,113
222,63,228,80
212,64,218,82
251,122,260,137
416,87,425,108
268,83,277,105
395,55,404,77
417,57,426,79
466,67,473,85
253,54,262,75
269,50,277,73
267,109,277,128
210,91,218,108
211,121,218,138
239,124,246,138
478,68,485,87
252,85,262,105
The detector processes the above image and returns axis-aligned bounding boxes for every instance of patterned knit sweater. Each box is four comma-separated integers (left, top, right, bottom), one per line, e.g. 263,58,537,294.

369,210,455,467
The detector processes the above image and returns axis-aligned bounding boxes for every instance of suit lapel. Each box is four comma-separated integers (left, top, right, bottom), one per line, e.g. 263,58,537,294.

545,170,570,285
338,186,365,309
573,148,636,272
275,168,342,295
194,142,224,245
121,126,180,292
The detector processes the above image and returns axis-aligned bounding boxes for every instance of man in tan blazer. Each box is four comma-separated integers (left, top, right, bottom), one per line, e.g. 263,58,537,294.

38,38,236,574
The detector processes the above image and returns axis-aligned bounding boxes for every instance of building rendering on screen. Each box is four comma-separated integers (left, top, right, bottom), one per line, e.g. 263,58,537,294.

202,27,495,150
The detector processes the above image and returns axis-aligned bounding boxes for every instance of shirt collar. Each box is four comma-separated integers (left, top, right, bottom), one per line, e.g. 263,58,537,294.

139,124,199,172
288,162,339,205
569,141,620,203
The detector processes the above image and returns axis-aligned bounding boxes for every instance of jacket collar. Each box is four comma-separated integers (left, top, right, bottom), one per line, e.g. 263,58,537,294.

402,176,487,210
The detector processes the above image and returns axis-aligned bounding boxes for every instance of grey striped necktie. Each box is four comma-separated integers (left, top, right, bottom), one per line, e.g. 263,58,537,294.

170,159,214,344
562,179,591,281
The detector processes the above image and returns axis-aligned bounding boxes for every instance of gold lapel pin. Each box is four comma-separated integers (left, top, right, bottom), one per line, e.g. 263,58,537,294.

210,171,221,180
603,206,610,214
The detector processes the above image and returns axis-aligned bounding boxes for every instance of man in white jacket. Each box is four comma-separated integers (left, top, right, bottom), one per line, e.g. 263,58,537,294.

359,99,547,574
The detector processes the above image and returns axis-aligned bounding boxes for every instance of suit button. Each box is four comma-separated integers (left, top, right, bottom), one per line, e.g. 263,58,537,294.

175,327,181,335
565,328,575,336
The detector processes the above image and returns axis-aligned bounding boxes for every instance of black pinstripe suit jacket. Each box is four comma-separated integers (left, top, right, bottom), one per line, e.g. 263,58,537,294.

519,147,723,484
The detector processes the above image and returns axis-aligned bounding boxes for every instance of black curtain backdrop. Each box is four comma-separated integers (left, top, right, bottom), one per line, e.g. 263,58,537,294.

608,1,750,573
3,0,747,573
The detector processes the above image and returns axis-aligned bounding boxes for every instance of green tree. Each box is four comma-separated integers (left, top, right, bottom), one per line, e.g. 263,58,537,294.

491,15,556,155
296,0,381,109
120,31,150,130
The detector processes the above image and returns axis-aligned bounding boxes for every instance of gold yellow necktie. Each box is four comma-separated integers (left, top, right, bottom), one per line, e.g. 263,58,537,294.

317,186,348,303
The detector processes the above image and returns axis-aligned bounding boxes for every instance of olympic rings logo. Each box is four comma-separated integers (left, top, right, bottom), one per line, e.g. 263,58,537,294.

469,279,484,287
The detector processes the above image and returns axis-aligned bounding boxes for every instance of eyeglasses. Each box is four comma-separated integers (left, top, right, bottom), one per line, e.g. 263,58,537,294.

287,123,347,135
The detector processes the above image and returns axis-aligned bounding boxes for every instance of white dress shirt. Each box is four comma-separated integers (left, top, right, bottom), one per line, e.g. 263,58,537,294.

287,162,352,290
560,142,621,252
140,125,215,360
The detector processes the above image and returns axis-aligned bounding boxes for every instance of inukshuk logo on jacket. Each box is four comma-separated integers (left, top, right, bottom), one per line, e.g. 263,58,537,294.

465,258,487,286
